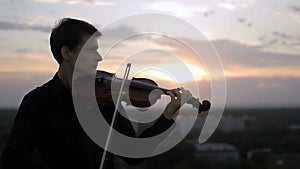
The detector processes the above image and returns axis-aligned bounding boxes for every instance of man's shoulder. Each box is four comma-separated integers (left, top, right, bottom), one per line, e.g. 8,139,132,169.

24,77,56,101
16,78,55,113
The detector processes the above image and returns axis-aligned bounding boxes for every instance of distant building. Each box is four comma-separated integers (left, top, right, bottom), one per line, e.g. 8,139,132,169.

194,143,239,161
217,115,258,132
269,153,300,167
247,148,271,159
288,124,300,130
193,115,258,132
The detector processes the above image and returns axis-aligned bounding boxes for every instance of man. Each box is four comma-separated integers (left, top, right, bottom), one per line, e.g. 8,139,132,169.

1,18,191,169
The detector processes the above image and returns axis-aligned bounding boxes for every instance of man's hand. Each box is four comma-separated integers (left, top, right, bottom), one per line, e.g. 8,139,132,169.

163,87,192,120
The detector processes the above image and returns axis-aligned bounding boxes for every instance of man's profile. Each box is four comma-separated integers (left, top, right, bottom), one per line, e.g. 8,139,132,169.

1,18,192,169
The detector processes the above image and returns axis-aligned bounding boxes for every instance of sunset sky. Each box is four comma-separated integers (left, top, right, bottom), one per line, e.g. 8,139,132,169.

0,0,300,108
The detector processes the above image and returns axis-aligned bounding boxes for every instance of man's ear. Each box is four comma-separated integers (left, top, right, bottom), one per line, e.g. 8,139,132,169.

61,46,71,61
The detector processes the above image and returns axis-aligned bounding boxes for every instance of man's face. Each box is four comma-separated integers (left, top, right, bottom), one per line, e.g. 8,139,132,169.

71,35,102,76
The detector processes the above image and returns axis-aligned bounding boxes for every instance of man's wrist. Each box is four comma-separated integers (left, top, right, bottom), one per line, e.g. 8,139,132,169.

163,112,172,120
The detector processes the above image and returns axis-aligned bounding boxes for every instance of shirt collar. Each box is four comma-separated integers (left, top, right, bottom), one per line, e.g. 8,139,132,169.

50,72,70,96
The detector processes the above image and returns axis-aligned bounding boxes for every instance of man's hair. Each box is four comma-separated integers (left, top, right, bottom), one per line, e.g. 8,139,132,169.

50,18,101,64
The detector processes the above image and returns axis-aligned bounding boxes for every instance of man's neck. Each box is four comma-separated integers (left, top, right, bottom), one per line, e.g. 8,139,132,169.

57,63,73,91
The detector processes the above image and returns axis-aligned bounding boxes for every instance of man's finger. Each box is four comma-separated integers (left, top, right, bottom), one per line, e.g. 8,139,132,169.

166,91,176,102
171,88,181,99
180,87,192,104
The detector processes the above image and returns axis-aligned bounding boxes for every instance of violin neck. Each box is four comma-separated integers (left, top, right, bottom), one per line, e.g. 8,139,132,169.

126,80,205,113
128,80,169,93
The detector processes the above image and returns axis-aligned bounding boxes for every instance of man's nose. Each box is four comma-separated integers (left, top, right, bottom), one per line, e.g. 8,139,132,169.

96,52,103,61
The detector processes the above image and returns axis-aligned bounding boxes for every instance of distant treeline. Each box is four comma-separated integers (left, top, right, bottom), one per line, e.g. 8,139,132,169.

223,108,300,129
1,108,300,169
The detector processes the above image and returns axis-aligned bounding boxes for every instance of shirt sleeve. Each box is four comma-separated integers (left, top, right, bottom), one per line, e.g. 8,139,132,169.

1,91,49,169
139,114,175,138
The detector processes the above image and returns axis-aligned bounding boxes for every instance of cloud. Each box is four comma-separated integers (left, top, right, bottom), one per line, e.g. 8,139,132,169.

99,33,180,71
100,25,138,40
0,21,51,32
257,82,285,89
33,0,116,5
289,5,300,23
237,18,253,27
212,39,300,67
218,0,235,10
290,5,300,14
226,77,300,107
152,37,300,78
237,18,245,22
289,12,300,23
141,1,208,18
272,31,292,39
33,0,60,3
225,64,300,78
100,29,300,79
218,0,255,10
211,40,300,78
99,28,300,78
203,10,215,17
1,35,300,108
259,31,300,54
13,48,48,54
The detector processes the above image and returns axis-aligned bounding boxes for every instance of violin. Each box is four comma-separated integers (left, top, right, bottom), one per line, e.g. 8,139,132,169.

90,70,211,114
75,69,211,169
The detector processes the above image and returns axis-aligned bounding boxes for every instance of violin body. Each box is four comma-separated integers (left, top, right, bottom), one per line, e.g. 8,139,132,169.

95,70,163,107
77,70,211,113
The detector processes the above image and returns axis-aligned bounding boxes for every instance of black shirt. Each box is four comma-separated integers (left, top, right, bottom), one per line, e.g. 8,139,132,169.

1,73,174,169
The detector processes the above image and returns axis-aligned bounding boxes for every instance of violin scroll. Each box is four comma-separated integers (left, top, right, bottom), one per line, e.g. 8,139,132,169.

186,97,211,114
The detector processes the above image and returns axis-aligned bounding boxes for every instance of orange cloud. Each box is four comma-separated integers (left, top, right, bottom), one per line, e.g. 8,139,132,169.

0,52,57,80
257,82,285,89
225,64,300,78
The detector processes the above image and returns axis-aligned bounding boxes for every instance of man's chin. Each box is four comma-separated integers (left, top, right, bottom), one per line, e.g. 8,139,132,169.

73,67,97,77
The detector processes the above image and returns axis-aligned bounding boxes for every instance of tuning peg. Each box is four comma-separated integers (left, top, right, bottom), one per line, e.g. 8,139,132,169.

201,100,211,112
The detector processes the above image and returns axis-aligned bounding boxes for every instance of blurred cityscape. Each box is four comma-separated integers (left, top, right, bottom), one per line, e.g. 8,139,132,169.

1,108,300,169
